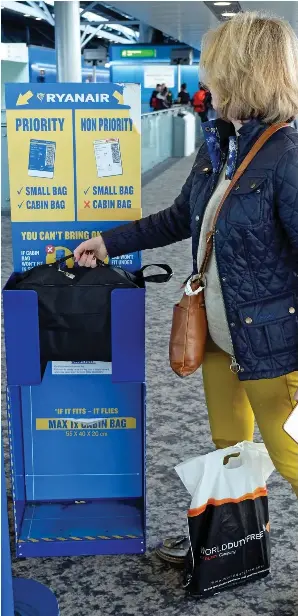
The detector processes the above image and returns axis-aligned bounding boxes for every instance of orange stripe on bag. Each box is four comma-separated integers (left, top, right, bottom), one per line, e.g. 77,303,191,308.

188,487,267,518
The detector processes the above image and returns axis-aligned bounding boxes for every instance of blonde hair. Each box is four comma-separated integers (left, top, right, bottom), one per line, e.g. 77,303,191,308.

200,11,298,123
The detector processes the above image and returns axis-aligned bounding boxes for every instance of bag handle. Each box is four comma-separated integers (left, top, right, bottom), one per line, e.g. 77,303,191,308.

52,253,76,266
52,253,107,268
198,122,289,280
134,264,173,283
52,253,173,283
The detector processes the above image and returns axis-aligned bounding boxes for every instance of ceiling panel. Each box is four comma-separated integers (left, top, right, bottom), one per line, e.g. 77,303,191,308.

105,1,219,49
106,1,298,46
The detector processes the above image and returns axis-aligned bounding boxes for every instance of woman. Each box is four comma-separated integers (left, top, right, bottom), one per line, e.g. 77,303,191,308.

74,12,298,566
156,85,170,110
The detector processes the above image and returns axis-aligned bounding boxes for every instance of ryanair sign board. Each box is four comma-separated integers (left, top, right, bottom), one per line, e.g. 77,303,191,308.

5,83,141,272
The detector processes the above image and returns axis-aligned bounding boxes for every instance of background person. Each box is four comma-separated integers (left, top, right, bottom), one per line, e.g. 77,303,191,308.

177,83,191,105
192,83,209,122
149,83,161,110
156,85,170,110
166,89,173,107
74,12,298,568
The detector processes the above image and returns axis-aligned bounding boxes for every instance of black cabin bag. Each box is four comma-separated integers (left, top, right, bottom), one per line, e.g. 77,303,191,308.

7,255,172,368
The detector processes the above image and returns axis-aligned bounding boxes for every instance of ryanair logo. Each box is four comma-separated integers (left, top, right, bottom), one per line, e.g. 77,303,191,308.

16,90,123,106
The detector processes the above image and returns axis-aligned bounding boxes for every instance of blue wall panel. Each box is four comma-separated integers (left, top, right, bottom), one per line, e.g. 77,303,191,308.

28,46,109,84
181,65,200,98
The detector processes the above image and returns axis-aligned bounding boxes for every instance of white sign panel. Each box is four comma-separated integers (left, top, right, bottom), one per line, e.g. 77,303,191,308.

0,43,28,63
52,361,112,375
144,65,175,89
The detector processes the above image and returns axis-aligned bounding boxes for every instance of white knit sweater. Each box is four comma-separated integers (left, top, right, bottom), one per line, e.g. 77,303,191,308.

197,165,234,355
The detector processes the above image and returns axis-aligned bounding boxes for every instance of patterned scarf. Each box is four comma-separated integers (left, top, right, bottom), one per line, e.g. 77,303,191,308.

202,124,238,180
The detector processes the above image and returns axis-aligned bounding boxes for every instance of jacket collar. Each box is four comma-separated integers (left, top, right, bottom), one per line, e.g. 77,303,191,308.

202,118,269,175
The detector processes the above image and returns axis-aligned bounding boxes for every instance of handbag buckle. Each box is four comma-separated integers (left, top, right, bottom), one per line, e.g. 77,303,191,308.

185,278,205,296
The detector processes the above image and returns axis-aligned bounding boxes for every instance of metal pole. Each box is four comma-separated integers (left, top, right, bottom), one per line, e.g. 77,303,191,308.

54,0,82,82
139,23,153,43
177,64,181,93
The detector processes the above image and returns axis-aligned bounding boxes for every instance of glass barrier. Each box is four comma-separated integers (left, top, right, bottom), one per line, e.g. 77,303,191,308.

141,106,203,174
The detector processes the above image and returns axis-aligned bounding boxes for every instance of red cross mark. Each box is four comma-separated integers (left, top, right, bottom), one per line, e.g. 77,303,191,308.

46,245,55,254
84,200,91,208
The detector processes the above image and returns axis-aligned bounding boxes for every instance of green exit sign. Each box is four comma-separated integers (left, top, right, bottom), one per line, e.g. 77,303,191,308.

121,48,157,59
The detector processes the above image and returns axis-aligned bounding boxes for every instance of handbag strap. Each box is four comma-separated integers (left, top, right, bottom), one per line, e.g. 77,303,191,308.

198,122,289,279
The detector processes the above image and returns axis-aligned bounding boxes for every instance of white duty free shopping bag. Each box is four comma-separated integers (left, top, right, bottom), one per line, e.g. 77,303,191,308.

175,441,275,598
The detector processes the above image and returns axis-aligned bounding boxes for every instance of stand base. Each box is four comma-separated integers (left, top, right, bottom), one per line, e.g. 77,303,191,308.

13,578,59,616
16,499,145,557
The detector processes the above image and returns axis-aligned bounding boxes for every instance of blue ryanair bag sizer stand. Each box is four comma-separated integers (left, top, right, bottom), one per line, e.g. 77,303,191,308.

3,81,152,560
3,278,147,558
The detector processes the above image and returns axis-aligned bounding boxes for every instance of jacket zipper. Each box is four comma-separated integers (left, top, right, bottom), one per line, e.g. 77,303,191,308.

197,146,242,373
211,139,242,374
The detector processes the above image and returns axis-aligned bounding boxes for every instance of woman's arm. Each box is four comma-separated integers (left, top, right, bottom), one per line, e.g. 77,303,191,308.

74,150,202,267
101,168,195,258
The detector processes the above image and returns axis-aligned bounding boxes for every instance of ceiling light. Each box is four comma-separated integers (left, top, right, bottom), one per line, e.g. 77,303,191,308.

24,14,30,17
36,17,42,20
83,11,107,22
222,12,237,16
214,2,231,5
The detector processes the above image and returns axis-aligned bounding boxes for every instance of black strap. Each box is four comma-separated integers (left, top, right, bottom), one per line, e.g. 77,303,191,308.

52,254,172,283
53,253,106,268
52,253,75,266
134,264,173,283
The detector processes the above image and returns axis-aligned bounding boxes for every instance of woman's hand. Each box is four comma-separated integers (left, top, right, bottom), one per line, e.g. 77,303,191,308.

74,236,108,268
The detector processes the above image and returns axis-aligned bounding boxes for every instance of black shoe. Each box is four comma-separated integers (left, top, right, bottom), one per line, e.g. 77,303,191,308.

155,535,190,568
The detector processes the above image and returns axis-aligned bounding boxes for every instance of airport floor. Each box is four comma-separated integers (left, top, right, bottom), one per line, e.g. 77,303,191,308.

2,154,298,616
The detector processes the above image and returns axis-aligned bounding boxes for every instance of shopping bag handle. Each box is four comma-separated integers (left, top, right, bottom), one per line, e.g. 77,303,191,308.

212,443,244,460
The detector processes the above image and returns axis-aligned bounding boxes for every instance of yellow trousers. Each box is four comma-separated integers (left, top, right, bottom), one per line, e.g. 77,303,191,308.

202,339,298,496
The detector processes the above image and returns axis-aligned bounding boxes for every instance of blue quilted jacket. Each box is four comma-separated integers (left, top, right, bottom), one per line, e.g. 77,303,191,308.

102,119,298,381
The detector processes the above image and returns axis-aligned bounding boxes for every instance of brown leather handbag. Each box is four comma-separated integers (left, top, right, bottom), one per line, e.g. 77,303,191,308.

169,123,288,377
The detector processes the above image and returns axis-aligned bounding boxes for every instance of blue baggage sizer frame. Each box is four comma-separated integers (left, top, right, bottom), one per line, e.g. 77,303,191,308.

3,282,147,558
2,439,60,614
